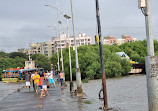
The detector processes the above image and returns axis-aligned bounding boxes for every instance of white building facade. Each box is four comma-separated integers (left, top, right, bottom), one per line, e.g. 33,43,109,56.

18,33,93,57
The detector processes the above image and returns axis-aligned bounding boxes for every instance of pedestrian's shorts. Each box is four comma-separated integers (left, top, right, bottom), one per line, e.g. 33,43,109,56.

26,81,30,86
42,85,47,90
39,85,42,90
49,78,54,84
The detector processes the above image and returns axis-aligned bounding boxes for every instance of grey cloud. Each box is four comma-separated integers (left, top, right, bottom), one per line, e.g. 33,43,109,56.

0,0,158,52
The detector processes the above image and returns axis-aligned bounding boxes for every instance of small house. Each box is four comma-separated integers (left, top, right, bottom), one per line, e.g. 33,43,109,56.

116,52,130,61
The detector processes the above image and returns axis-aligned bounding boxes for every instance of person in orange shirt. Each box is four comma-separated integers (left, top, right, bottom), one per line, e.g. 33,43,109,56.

39,75,43,92
40,76,49,98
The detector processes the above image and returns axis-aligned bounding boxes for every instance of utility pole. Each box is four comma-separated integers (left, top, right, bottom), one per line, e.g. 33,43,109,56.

139,0,157,111
64,14,73,92
70,0,83,95
28,49,31,60
47,25,60,72
55,24,60,72
57,0,65,81
95,0,108,109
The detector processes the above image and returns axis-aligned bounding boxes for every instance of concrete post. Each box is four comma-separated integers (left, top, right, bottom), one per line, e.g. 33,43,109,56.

144,0,156,111
70,0,82,95
145,0,154,56
145,56,158,111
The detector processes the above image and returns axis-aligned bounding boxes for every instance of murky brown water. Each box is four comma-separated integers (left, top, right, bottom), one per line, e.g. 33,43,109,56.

0,75,148,111
71,75,148,111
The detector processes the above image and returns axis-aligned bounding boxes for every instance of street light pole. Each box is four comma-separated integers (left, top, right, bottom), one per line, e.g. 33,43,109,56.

57,0,65,82
95,0,108,109
139,0,158,110
64,14,73,92
70,0,83,95
145,0,154,56
45,4,61,72
47,25,60,72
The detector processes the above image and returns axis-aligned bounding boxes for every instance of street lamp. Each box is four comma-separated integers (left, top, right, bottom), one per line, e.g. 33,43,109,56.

47,25,60,72
44,4,64,15
70,0,83,95
64,14,73,92
139,0,157,110
45,2,65,79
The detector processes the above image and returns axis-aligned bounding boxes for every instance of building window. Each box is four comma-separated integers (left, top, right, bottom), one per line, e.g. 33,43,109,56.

127,40,131,42
88,39,90,41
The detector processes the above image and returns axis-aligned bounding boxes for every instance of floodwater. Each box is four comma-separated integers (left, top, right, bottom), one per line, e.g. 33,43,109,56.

0,75,148,111
81,75,148,111
0,82,24,101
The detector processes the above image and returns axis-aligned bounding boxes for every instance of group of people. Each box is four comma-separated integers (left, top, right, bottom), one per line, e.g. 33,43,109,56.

25,70,55,98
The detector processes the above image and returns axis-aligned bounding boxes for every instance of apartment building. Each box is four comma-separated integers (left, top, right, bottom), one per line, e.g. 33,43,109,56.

41,42,54,57
18,33,93,57
52,33,93,52
29,43,42,54
104,35,136,45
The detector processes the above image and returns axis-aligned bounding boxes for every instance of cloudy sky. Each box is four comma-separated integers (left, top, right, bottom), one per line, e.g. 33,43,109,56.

0,0,158,52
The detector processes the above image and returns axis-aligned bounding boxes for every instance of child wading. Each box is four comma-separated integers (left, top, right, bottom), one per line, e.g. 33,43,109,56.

40,76,49,98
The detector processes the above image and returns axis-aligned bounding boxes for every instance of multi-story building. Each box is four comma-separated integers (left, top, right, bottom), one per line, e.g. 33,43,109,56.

104,35,136,45
41,41,54,57
52,33,93,52
29,43,42,54
104,36,117,45
18,33,93,57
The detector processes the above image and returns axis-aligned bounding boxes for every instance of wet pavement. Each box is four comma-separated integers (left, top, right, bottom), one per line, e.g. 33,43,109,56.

0,75,148,111
0,81,100,111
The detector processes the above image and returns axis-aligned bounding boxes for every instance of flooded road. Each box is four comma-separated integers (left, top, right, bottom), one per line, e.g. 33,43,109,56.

0,75,148,111
0,82,23,101
80,75,148,111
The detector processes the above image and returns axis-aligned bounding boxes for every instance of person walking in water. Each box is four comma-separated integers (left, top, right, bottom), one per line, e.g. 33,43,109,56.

40,75,49,98
48,71,55,87
25,71,31,92
31,71,35,91
32,71,40,93
39,74,43,92
59,71,64,86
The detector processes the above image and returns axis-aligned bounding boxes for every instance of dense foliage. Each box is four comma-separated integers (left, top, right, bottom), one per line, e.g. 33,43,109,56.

31,54,51,71
0,52,50,79
51,44,132,81
120,40,158,63
1,40,158,81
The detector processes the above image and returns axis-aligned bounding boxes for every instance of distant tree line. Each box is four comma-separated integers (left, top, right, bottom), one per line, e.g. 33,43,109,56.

0,52,51,79
0,40,158,81
51,40,158,81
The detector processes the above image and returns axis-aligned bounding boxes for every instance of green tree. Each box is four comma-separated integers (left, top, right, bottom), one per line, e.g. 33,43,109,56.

9,52,28,59
31,54,51,71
